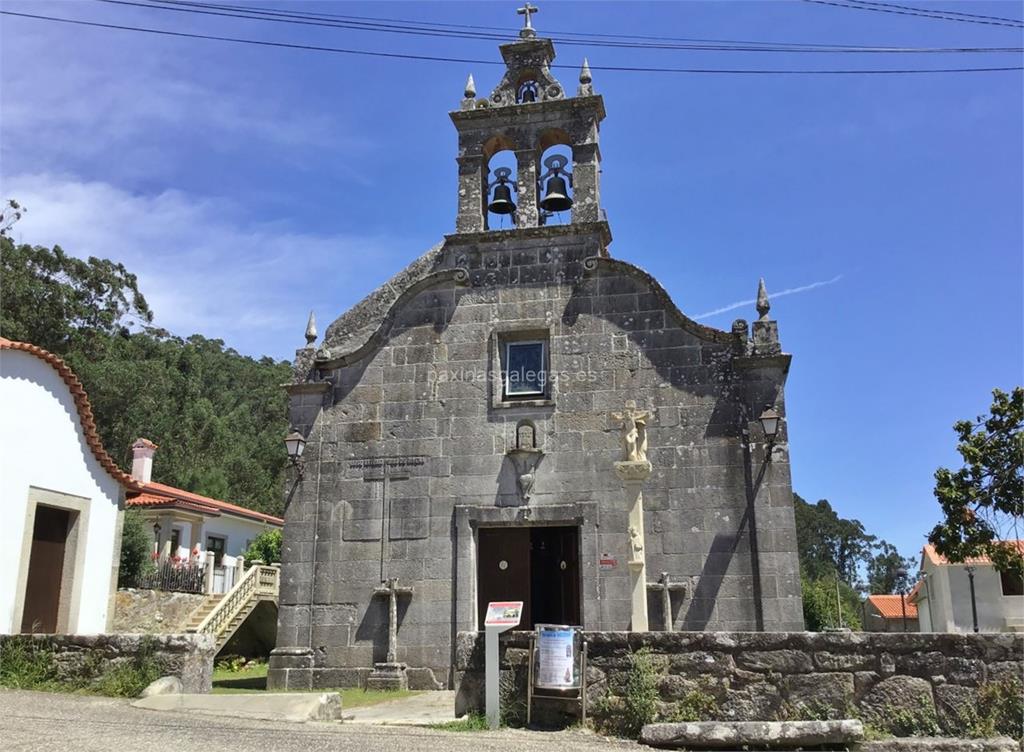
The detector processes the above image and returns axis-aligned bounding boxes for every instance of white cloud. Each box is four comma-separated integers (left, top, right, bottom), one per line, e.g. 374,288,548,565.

0,10,368,180
694,275,844,320
4,173,412,360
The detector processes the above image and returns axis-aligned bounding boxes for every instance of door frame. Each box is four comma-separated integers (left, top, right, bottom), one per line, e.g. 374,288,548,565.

12,487,91,633
454,502,598,632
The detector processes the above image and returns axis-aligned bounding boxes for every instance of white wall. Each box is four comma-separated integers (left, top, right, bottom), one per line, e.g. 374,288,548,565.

0,350,123,634
919,557,1024,633
199,514,276,558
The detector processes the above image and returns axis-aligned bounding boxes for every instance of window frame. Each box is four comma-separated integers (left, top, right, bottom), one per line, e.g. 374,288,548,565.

503,339,547,399
206,535,227,567
999,568,1024,597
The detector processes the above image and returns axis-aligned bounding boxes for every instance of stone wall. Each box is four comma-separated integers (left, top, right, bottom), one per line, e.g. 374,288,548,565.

112,589,207,634
454,631,1024,735
0,633,215,693
275,221,804,688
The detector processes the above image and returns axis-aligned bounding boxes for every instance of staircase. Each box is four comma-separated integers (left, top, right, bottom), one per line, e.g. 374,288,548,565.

186,564,280,653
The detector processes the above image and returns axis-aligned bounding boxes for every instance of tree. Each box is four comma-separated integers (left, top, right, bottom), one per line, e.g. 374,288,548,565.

928,387,1024,576
866,542,917,595
243,529,282,563
0,237,152,358
118,510,153,587
1,236,291,515
801,576,863,632
793,494,877,583
0,199,26,237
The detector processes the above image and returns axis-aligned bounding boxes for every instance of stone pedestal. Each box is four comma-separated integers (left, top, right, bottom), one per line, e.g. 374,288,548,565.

267,646,314,691
366,661,409,691
615,459,652,631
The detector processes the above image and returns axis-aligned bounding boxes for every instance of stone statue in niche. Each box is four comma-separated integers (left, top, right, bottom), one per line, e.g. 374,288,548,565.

516,421,536,450
612,400,650,463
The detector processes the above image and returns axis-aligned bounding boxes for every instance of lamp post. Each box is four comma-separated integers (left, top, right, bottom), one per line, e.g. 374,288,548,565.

896,567,908,632
284,430,307,479
965,565,979,633
758,407,781,453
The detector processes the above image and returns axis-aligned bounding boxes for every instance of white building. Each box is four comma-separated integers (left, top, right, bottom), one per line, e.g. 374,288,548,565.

913,542,1024,633
0,337,137,634
125,439,282,573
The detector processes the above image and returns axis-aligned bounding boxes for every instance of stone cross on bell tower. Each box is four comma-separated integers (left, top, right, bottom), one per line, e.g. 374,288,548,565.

452,9,606,234
517,3,539,38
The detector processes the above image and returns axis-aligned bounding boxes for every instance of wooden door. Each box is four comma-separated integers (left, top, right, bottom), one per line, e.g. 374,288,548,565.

530,526,581,626
477,527,531,629
21,506,71,633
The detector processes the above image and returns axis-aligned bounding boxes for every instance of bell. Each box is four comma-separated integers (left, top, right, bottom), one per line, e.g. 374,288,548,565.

520,87,536,103
488,182,516,215
539,175,573,213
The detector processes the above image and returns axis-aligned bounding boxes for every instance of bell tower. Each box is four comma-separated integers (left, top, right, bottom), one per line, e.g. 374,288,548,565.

451,5,606,234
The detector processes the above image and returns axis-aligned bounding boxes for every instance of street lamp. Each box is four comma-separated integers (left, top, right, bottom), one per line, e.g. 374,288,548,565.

896,567,909,632
285,430,307,479
758,407,781,444
965,565,979,633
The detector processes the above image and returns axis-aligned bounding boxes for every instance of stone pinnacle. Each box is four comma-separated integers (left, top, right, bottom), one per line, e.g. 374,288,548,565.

756,278,770,321
305,310,317,345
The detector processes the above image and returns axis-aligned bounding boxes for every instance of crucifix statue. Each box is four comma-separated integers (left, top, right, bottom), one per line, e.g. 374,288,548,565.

517,3,539,38
612,400,654,631
373,577,414,665
612,400,650,463
647,572,688,632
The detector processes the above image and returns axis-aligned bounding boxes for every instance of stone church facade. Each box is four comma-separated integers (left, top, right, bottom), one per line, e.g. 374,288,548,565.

269,27,804,691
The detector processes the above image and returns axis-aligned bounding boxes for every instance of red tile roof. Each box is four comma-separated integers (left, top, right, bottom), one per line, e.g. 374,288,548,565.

0,337,139,490
867,594,918,620
127,481,283,526
922,541,1024,567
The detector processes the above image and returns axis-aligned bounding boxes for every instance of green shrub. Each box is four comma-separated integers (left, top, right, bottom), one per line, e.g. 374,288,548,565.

117,509,153,587
621,648,660,737
881,696,941,737
669,689,718,722
243,529,282,564
0,639,58,689
974,679,1024,740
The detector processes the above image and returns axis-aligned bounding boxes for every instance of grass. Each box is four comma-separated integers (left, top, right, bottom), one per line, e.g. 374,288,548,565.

0,637,160,698
211,661,269,694
428,714,490,732
211,661,422,708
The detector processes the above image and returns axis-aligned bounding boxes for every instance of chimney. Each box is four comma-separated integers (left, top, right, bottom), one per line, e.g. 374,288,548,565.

131,438,158,484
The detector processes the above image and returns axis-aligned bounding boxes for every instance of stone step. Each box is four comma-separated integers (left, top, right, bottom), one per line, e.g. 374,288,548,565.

639,720,864,750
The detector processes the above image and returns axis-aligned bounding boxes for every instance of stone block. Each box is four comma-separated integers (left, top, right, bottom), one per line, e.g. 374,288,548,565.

736,649,813,674
638,720,864,749
783,673,855,719
857,676,937,735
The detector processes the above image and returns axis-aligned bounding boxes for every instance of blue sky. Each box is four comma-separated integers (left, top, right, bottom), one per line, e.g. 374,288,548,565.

2,0,1021,564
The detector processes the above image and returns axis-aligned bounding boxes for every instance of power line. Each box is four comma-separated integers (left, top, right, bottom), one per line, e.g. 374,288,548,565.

843,0,1023,26
3,9,1022,75
801,0,1024,29
132,0,1024,54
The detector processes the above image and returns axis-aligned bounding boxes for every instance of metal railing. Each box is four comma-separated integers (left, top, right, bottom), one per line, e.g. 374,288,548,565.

127,560,206,594
193,564,280,642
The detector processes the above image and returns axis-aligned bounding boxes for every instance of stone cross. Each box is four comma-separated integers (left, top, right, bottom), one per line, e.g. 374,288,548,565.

364,460,412,582
373,577,414,664
612,401,654,632
611,400,650,463
517,3,538,38
647,572,688,632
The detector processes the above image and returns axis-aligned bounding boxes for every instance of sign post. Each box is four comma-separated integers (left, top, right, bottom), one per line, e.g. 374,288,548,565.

483,601,523,730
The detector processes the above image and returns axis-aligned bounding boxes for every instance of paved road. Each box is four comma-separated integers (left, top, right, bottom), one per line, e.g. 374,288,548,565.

1,690,638,752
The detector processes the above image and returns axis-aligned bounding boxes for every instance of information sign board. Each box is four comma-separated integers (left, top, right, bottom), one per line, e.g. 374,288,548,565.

484,601,523,628
533,623,580,689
